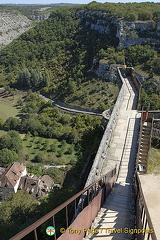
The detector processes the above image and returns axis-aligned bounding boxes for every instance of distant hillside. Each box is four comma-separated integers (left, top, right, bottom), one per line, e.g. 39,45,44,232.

0,2,160,110
0,4,66,49
0,8,33,49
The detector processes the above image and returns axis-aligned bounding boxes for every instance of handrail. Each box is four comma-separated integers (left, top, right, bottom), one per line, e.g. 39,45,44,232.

138,110,160,113
10,167,116,240
135,173,157,240
136,111,143,172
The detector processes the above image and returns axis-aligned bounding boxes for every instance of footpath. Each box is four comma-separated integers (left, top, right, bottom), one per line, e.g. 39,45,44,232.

84,75,141,240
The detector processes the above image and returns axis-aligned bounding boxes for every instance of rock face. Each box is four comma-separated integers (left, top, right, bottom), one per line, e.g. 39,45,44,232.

77,10,160,47
0,10,32,49
77,10,117,36
92,60,117,83
117,19,160,47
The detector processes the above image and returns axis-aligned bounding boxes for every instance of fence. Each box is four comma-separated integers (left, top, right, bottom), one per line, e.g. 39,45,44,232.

10,167,116,240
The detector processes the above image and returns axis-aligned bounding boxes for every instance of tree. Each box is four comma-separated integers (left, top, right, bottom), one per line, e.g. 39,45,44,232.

0,148,18,167
0,134,11,150
17,68,31,88
0,190,38,239
43,139,49,150
0,118,4,128
4,117,20,130
17,99,23,107
34,153,45,163
0,131,22,153
125,13,138,22
61,140,67,153
9,138,22,153
50,144,57,152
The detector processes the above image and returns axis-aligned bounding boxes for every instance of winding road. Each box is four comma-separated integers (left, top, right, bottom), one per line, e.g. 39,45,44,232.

0,87,111,117
39,94,103,116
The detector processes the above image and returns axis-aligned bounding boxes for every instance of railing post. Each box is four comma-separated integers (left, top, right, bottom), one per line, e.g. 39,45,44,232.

34,229,38,240
74,199,77,218
66,206,68,228
9,168,117,240
52,216,57,240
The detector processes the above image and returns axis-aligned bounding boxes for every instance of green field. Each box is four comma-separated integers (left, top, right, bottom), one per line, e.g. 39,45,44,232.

0,101,20,121
21,135,76,166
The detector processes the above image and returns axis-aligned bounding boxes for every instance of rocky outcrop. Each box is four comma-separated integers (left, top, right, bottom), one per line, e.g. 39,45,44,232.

117,20,160,47
85,19,110,34
77,10,160,47
92,60,118,83
77,10,116,35
0,11,33,49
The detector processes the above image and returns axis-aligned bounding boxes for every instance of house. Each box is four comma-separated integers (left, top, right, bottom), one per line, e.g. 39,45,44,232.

0,163,26,200
0,162,53,200
19,174,40,198
39,175,53,195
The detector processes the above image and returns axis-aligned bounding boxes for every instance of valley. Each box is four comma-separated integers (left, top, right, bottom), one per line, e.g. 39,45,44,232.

0,2,160,239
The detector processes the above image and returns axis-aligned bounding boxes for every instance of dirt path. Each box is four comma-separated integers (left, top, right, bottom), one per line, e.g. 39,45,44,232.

139,174,160,238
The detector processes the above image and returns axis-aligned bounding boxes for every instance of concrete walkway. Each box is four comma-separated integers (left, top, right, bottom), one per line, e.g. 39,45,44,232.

84,75,140,240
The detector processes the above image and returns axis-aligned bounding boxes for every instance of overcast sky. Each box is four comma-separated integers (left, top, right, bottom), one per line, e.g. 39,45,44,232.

0,0,159,5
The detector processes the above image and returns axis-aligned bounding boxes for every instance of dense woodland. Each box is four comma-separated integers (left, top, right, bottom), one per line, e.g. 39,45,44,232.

77,1,160,21
0,3,160,109
0,2,160,239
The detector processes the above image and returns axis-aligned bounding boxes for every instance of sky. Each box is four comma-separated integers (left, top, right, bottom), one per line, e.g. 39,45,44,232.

0,0,159,5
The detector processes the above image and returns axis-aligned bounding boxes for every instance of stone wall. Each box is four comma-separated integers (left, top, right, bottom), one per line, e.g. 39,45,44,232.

85,67,125,187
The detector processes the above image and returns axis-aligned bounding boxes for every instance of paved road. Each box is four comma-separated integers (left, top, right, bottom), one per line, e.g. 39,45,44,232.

0,88,104,117
43,164,66,169
39,94,103,116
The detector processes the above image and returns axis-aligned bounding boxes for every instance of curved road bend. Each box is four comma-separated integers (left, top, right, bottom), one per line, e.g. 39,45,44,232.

39,95,103,116
0,88,103,116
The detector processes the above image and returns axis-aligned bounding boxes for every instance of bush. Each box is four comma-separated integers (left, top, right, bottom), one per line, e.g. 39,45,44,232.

152,136,160,148
0,148,18,167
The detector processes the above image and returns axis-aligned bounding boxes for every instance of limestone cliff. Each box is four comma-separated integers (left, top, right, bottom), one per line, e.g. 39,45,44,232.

0,10,32,49
77,10,160,47
117,20,160,47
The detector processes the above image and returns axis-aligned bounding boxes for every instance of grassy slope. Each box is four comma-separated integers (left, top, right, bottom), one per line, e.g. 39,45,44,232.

147,147,160,174
0,90,25,120
63,81,118,110
134,65,160,80
21,135,76,165
0,102,20,121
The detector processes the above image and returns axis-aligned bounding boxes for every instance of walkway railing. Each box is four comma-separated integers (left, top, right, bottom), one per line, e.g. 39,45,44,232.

134,173,157,240
10,167,116,240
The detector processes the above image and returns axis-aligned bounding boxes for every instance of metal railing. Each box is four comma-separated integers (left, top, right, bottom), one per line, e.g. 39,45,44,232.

10,167,116,240
134,173,157,240
135,109,159,239
136,109,144,173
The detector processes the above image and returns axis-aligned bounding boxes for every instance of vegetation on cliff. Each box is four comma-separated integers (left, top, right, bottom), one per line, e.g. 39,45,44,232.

79,1,160,21
0,3,160,239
